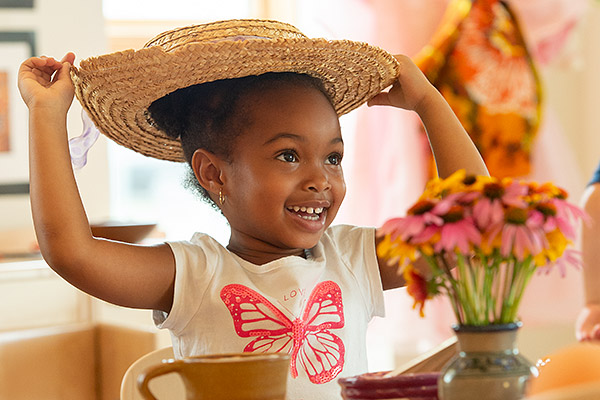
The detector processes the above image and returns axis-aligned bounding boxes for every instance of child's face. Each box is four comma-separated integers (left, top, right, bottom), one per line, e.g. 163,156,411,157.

222,83,345,261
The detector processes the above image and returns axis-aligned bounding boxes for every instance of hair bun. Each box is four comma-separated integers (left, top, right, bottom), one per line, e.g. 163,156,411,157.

147,91,189,139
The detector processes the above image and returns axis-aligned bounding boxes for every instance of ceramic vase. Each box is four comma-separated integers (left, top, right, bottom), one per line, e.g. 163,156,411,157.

438,322,537,400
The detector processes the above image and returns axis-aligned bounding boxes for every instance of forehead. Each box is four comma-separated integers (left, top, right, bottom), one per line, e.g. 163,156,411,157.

237,82,341,141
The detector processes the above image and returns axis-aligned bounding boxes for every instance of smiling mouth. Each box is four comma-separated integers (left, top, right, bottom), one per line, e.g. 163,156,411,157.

286,206,326,221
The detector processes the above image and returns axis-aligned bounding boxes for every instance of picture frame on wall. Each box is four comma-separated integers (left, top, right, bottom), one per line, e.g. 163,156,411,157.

0,31,35,195
0,0,34,8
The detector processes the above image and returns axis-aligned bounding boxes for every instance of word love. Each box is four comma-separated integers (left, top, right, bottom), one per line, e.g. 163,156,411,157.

283,288,307,302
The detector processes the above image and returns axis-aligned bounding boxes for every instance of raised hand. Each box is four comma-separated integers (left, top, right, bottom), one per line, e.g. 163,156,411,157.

17,53,76,113
367,54,438,113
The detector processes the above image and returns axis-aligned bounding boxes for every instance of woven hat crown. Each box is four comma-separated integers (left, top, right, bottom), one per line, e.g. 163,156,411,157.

144,19,308,52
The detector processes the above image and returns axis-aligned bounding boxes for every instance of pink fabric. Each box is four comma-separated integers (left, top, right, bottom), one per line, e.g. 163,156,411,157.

508,0,589,65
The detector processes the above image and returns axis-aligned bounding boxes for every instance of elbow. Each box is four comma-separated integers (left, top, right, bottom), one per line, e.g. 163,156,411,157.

36,226,91,275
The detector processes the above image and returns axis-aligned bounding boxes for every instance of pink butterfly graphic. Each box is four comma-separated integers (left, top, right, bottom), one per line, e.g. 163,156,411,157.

220,280,345,384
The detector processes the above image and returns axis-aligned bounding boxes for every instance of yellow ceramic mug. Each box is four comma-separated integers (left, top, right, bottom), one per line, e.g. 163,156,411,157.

137,352,290,400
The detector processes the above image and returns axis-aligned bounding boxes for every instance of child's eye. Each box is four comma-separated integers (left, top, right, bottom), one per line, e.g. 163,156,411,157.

277,150,298,163
326,153,343,165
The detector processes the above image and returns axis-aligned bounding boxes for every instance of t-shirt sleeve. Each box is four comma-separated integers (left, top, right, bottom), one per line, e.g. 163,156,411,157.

326,225,385,319
153,237,215,335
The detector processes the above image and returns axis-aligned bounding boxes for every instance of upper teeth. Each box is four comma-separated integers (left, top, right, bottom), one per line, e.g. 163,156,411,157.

288,206,324,214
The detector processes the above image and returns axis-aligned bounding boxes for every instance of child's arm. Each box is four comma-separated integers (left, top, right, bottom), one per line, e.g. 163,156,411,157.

369,54,488,289
576,183,600,341
18,55,175,312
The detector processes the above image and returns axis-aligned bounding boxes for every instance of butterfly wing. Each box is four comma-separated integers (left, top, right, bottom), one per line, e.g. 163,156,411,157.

220,283,295,354
297,329,345,384
297,280,346,384
302,280,345,329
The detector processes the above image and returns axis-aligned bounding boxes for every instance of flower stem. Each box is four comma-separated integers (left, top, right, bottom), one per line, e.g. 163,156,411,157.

500,258,516,322
440,253,468,324
508,259,537,322
465,254,483,322
479,250,499,324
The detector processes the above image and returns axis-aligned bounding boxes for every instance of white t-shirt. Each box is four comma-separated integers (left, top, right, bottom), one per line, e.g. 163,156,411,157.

154,224,385,400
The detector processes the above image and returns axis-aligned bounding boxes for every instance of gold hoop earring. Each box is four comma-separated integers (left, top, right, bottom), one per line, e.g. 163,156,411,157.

218,188,226,206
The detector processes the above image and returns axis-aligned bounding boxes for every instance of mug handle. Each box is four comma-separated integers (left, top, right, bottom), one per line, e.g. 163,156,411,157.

137,360,183,400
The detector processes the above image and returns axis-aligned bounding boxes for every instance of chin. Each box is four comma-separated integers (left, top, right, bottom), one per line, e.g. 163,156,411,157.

295,232,326,250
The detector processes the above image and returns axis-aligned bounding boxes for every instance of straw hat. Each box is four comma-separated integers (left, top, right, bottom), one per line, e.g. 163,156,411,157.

71,19,400,162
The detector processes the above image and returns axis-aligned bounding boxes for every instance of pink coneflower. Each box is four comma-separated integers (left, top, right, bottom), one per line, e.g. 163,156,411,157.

533,201,573,239
430,205,482,254
538,248,582,278
473,181,528,228
380,196,465,242
380,201,443,242
406,196,468,248
546,198,590,239
410,224,441,249
486,206,546,260
500,181,529,208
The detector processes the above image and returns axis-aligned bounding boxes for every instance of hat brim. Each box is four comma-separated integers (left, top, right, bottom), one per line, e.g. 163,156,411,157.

71,38,400,162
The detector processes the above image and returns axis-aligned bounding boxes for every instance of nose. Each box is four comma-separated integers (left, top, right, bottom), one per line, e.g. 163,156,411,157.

303,164,332,193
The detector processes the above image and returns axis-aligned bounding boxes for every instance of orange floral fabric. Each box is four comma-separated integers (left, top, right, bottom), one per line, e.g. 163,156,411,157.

415,0,542,179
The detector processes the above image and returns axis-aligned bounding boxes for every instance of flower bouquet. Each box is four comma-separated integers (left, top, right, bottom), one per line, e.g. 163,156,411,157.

378,170,587,326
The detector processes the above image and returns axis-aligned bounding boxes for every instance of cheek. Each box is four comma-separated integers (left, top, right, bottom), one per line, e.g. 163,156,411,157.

325,180,346,223
338,180,347,202
328,172,347,215
230,167,290,204
334,170,347,200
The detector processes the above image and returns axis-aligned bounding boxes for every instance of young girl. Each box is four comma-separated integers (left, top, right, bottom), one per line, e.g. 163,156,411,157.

18,19,487,399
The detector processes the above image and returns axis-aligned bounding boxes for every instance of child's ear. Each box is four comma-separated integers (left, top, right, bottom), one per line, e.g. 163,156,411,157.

191,149,226,194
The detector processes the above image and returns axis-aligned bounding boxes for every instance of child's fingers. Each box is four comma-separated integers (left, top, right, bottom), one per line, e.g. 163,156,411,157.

31,67,51,82
56,53,76,83
21,56,65,82
30,56,64,77
32,56,62,68
60,52,76,65
54,59,73,82
32,63,56,81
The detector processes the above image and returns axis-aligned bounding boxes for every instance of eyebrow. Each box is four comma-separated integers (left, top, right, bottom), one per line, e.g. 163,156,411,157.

263,132,344,146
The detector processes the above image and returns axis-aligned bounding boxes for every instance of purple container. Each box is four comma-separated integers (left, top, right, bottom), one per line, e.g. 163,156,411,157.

338,371,440,400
